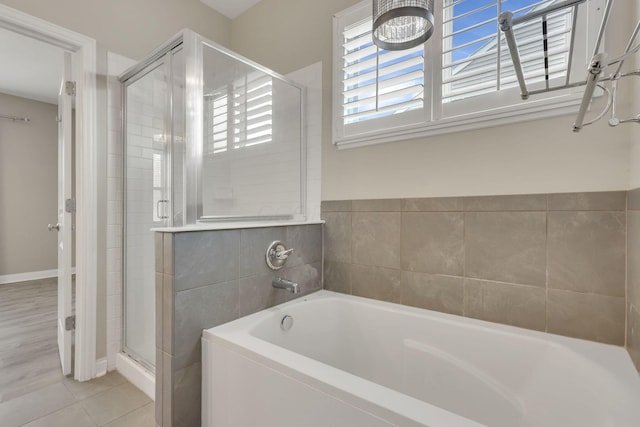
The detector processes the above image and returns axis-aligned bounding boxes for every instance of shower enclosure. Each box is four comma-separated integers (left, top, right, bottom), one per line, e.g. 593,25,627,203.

119,30,305,370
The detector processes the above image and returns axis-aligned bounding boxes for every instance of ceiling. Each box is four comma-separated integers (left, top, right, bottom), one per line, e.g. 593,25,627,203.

200,0,263,19
0,27,64,105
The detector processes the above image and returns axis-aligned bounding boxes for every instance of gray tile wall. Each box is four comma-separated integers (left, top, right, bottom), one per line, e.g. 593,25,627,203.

628,188,640,371
322,192,627,345
155,224,322,427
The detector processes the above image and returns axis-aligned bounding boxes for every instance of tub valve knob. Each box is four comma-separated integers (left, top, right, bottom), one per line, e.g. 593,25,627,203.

266,241,294,270
276,248,294,260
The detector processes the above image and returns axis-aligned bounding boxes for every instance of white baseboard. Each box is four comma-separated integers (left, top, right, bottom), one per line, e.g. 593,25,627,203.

95,357,108,377
0,269,57,285
116,353,155,400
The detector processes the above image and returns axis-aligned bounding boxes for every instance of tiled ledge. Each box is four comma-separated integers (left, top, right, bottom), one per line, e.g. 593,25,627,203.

322,191,628,212
152,220,323,233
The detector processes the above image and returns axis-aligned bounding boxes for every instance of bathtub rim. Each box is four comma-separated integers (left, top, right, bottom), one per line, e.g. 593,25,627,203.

205,290,637,369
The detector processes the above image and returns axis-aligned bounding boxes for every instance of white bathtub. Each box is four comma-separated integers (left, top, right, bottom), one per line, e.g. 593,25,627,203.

202,291,640,426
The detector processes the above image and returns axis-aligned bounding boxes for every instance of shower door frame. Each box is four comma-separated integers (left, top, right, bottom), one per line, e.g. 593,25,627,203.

121,29,308,227
120,47,181,372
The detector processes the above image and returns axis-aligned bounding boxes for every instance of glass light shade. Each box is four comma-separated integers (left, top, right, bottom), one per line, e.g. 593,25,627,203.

372,0,434,50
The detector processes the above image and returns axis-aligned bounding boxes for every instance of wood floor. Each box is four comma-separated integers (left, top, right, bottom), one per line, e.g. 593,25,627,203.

0,278,63,403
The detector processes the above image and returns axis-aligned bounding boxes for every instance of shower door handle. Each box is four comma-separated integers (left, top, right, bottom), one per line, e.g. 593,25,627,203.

156,200,169,220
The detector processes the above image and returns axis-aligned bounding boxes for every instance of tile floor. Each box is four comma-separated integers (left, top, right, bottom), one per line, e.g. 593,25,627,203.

0,371,154,427
0,279,154,427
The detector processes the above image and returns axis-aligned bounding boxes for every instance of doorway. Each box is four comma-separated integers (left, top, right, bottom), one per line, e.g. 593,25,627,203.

0,26,70,401
0,4,99,383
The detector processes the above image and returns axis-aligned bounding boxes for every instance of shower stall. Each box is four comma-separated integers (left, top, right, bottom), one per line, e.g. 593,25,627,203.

119,30,305,372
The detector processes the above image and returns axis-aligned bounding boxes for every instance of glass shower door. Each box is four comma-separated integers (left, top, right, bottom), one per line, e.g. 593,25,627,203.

123,60,169,370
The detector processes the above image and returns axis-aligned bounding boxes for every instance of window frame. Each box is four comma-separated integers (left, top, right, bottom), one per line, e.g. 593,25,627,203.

333,0,605,149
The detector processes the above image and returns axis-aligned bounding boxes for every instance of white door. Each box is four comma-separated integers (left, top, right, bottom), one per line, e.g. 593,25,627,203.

56,51,74,376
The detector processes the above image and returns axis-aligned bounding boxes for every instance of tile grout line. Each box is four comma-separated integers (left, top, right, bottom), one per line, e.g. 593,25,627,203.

84,382,152,427
97,401,152,427
625,191,629,348
545,194,549,334
462,209,467,317
81,404,99,427
15,378,97,427
399,209,404,306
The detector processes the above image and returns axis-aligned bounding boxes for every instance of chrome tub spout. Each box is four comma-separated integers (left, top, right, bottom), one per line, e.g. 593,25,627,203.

272,277,300,294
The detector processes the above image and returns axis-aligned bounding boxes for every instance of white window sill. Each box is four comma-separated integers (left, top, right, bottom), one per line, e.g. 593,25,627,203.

334,90,587,150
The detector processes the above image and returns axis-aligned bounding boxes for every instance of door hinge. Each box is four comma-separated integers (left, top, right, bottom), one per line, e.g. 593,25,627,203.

65,81,76,96
65,198,76,213
65,315,76,331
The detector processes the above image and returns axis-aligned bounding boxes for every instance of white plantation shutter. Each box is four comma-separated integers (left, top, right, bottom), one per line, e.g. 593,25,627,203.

442,0,574,104
204,93,229,154
232,72,273,147
204,71,273,155
499,7,573,89
341,16,425,126
333,0,598,147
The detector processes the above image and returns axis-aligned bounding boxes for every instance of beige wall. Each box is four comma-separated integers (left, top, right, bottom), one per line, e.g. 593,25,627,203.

626,1,640,371
629,0,640,188
630,129,640,188
0,93,58,275
628,190,640,370
231,0,636,200
0,0,231,60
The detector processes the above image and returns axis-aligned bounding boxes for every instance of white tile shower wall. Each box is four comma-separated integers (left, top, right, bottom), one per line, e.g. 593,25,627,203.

288,62,322,221
203,148,301,216
202,82,302,217
106,52,136,370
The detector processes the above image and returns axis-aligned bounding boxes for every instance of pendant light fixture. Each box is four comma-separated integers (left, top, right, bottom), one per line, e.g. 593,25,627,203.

372,0,435,50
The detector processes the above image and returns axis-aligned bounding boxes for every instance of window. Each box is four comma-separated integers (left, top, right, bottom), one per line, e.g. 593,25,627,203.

442,0,573,103
204,71,273,155
341,18,425,125
333,0,603,148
